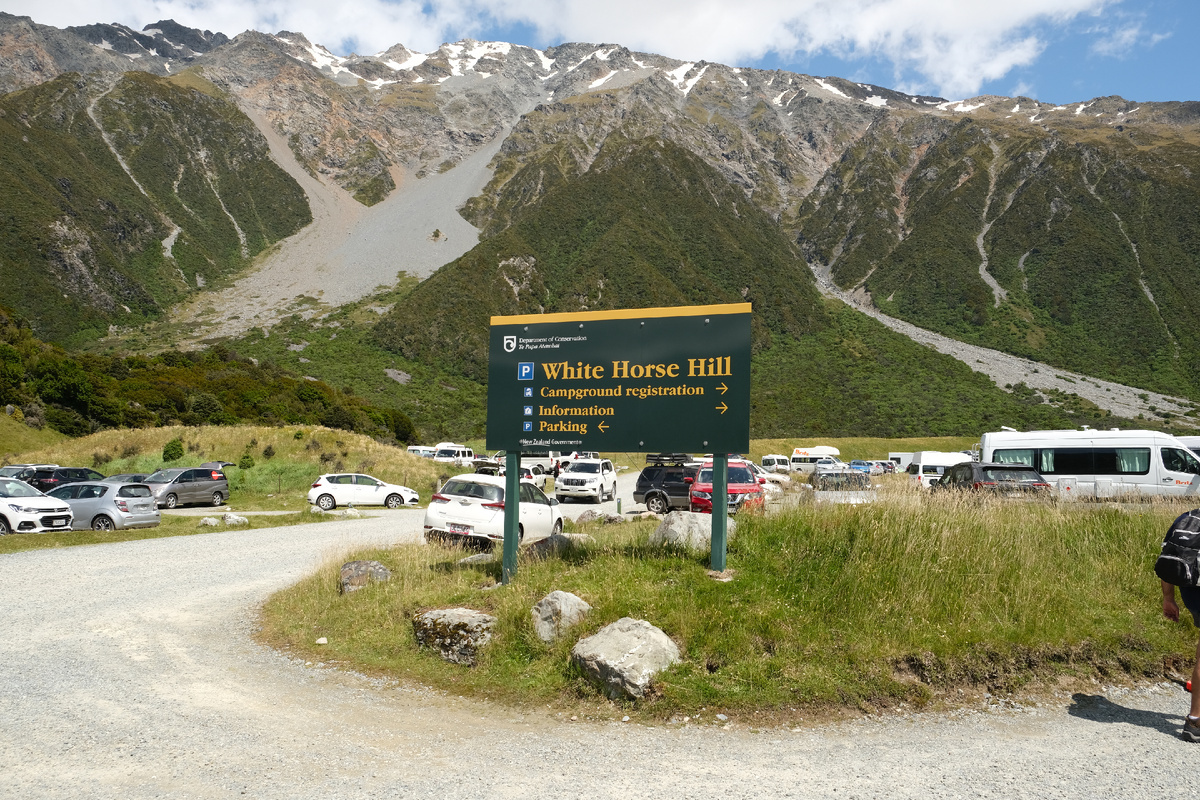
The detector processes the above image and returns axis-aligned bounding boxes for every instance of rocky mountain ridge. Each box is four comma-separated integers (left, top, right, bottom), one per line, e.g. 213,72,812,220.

2,14,1200,427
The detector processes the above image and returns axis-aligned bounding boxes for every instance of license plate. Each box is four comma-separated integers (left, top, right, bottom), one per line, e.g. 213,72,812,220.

448,523,473,534
48,517,69,527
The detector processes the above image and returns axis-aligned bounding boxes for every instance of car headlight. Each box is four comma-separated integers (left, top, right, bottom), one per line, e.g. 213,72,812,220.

7,503,37,513
691,491,711,500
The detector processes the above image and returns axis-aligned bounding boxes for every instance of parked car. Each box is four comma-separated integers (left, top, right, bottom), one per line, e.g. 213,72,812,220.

27,467,106,493
688,460,765,514
471,463,548,491
423,473,562,547
0,463,58,481
103,473,150,483
760,454,792,473
406,446,436,459
933,462,1051,496
144,467,230,508
0,477,72,534
47,481,161,531
554,458,617,503
810,468,870,491
634,460,697,514
307,473,419,510
432,443,474,466
749,461,788,489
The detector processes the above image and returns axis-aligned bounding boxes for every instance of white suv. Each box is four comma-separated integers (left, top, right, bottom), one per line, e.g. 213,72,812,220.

432,443,474,466
0,477,73,534
554,458,617,503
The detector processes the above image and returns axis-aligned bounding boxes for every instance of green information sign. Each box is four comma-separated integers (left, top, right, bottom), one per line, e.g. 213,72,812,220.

487,303,751,453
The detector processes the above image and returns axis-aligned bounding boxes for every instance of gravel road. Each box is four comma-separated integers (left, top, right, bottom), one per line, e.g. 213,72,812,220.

2,514,1194,798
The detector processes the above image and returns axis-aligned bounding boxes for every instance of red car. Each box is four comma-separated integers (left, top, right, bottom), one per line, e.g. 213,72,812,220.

688,460,765,514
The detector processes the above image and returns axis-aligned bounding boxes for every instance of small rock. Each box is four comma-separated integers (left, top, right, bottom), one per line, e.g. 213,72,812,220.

197,517,220,527
412,608,496,666
530,590,592,642
340,560,391,594
458,552,496,565
315,637,328,645
309,506,324,514
622,716,630,722
221,513,248,525
716,713,728,721
526,533,594,558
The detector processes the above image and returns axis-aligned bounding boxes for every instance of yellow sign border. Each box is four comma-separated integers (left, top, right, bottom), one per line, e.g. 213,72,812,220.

491,302,752,327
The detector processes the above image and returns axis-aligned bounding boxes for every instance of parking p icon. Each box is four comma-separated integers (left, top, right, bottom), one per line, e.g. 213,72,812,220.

517,362,534,380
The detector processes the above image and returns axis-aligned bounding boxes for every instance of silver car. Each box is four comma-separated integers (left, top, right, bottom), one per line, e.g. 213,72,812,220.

144,467,230,509
46,482,161,531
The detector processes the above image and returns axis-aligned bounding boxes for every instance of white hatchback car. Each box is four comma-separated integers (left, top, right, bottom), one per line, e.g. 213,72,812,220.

424,474,562,547
308,473,420,511
554,458,617,503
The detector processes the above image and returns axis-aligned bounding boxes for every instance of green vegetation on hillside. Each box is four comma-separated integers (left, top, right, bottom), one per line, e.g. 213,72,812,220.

0,308,416,442
262,494,1195,718
0,71,310,345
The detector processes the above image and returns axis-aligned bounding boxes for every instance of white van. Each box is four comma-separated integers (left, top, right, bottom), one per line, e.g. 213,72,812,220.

791,446,841,474
761,454,792,473
978,428,1200,498
406,446,436,459
906,451,973,488
432,443,475,466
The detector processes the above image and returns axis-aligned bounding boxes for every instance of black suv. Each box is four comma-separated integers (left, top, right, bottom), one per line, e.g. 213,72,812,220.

27,467,106,493
634,456,697,514
933,461,1050,495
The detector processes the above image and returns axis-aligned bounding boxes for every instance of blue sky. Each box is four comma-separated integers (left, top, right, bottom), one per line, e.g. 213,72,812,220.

15,0,1198,104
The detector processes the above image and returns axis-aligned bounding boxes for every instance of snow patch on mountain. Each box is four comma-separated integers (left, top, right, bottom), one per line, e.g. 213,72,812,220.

815,78,848,98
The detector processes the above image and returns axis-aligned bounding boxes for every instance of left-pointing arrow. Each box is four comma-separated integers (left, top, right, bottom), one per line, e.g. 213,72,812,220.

716,402,728,414
598,421,609,432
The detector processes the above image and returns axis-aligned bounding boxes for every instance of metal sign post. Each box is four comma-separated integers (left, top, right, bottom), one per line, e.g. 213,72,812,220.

502,451,519,584
711,454,728,572
487,303,752,582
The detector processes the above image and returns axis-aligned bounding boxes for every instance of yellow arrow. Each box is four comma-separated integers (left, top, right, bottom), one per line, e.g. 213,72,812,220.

716,402,728,414
598,421,609,432
717,382,728,395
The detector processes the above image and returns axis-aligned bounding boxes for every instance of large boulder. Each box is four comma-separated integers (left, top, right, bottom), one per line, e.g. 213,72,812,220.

531,590,592,642
571,618,680,699
648,511,736,553
339,560,392,594
413,608,496,665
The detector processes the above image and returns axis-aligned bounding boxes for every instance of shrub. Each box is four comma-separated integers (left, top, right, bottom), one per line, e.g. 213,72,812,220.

92,451,111,468
262,444,276,459
162,438,184,462
293,430,305,440
238,454,256,470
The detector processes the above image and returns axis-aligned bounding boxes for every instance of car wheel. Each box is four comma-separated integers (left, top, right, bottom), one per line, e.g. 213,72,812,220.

385,494,403,509
317,494,336,511
609,482,617,501
164,493,178,509
646,494,668,514
91,515,114,531
0,516,9,535
518,524,525,543
551,519,563,536
211,491,224,507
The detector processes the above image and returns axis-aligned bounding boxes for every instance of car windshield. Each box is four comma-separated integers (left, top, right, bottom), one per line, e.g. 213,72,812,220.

0,478,41,498
0,466,26,478
436,449,458,459
440,479,503,502
144,469,185,483
698,467,756,484
565,462,600,474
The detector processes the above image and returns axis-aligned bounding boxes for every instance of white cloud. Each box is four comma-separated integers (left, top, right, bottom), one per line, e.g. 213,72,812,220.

12,0,1118,96
1088,21,1172,58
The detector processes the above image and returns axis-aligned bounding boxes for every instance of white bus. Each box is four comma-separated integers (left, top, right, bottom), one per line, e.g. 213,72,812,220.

978,428,1200,498
791,446,841,474
906,451,973,488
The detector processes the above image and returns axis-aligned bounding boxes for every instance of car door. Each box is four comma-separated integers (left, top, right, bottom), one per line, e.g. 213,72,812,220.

355,474,385,505
662,466,691,507
518,481,551,541
1160,447,1200,496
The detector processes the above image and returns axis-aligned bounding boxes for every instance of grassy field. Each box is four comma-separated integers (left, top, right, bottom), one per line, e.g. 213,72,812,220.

10,424,452,512
0,413,67,462
259,486,1197,722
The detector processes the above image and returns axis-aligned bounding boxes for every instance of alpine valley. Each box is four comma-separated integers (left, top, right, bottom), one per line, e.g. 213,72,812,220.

2,12,1199,442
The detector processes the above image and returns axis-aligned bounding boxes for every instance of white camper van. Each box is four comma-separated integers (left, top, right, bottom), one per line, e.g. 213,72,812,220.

791,446,841,474
906,451,973,488
978,428,1200,498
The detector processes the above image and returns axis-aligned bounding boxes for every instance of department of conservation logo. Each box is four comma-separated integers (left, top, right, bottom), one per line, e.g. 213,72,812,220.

503,335,517,353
